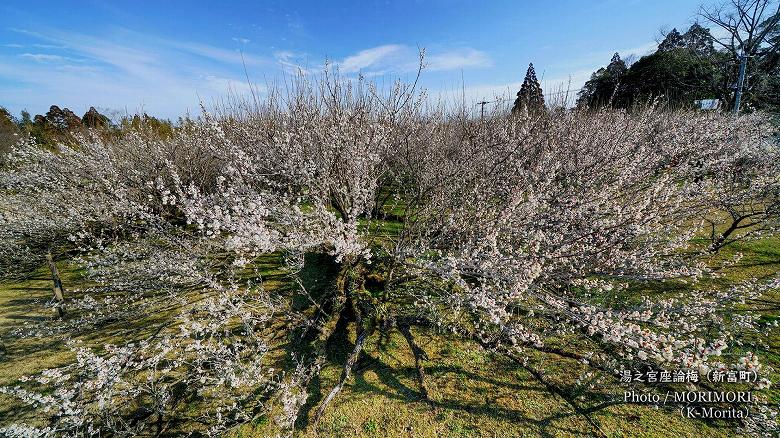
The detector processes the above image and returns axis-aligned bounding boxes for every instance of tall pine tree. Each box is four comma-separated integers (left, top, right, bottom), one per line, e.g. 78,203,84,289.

512,63,545,113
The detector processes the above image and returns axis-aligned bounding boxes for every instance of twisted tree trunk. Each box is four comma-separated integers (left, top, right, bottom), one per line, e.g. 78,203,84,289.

45,252,66,318
313,325,371,424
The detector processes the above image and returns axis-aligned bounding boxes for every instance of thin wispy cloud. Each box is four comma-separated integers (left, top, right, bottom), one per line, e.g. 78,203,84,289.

285,12,307,37
32,43,67,49
20,53,73,63
160,38,270,67
0,27,272,117
271,44,491,78
338,44,405,73
334,44,491,75
426,48,493,71
274,50,312,74
618,41,658,58
202,74,255,95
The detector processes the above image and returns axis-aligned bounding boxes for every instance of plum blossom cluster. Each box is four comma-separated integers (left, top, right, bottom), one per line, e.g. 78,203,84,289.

0,285,280,437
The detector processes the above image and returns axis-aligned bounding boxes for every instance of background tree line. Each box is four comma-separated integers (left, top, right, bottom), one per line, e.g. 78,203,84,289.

0,105,176,157
577,0,780,112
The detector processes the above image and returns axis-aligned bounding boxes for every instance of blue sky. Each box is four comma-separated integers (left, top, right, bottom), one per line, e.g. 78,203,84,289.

1,0,708,119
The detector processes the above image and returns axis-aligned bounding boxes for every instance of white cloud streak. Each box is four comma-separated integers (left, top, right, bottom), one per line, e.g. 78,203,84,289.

1,27,271,118
427,48,493,71
338,44,406,73
335,44,491,75
20,53,72,63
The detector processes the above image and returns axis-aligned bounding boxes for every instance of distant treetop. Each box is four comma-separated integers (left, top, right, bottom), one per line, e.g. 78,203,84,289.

658,24,715,56
512,63,545,114
82,107,110,129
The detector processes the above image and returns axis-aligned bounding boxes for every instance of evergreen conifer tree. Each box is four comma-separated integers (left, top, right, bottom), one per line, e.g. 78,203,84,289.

682,23,715,56
512,63,545,113
658,28,685,52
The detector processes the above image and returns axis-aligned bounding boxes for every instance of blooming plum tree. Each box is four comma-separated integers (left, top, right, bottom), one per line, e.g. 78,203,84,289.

1,70,778,436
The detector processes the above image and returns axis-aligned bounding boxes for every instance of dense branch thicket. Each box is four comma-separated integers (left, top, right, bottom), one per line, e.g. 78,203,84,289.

1,72,779,436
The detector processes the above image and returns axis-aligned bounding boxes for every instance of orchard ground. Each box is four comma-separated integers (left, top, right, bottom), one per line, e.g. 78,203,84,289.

1,229,778,437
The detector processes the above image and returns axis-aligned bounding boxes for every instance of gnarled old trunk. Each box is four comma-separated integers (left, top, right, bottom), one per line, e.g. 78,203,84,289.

45,252,66,318
305,254,430,423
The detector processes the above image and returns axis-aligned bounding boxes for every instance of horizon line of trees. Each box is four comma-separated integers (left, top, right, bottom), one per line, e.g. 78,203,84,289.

0,105,177,155
576,1,780,112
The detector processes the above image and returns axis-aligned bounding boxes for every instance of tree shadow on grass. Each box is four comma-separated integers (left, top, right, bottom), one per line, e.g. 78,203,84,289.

352,350,625,437
292,323,628,437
